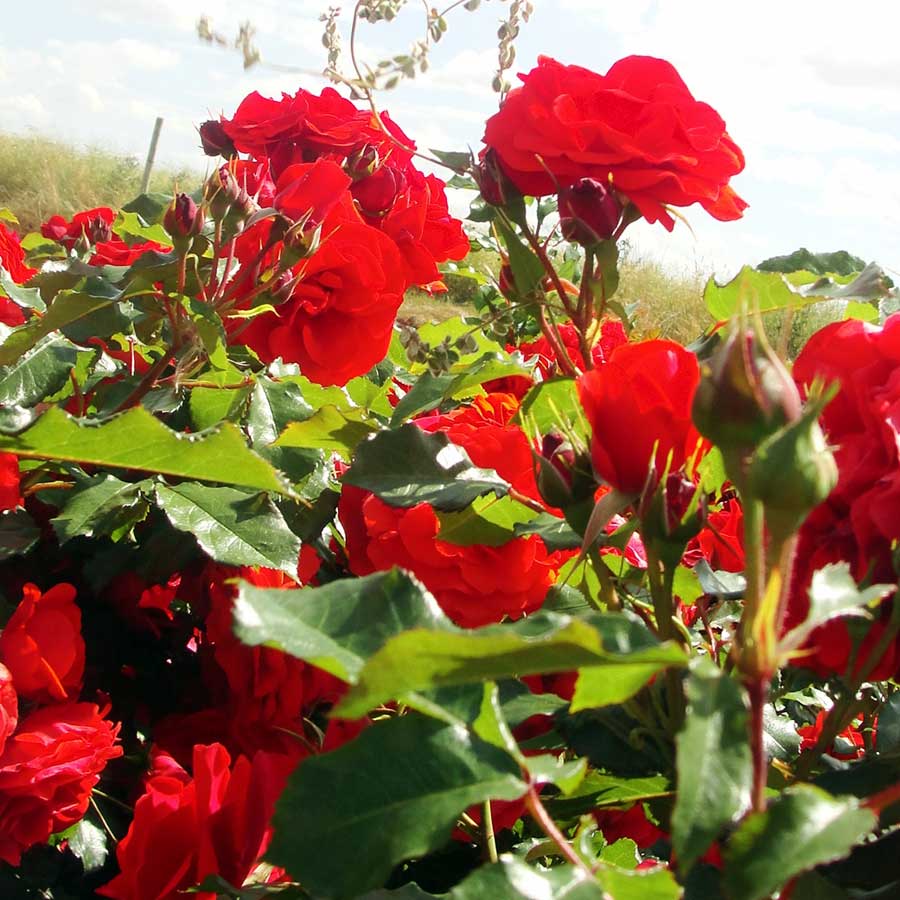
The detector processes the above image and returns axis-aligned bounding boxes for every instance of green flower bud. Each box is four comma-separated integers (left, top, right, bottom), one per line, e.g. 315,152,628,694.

747,402,837,541
692,324,801,458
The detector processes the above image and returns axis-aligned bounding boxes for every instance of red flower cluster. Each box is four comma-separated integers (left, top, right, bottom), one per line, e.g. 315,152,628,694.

340,393,564,627
0,584,121,864
0,453,22,511
785,315,900,678
203,86,468,384
577,339,705,494
482,55,746,231
40,207,171,266
99,743,295,900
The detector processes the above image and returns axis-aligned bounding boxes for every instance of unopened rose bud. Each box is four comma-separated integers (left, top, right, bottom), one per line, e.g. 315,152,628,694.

639,470,703,566
352,166,406,218
205,165,253,224
268,270,295,305
163,194,205,249
498,262,517,300
747,404,837,541
345,144,380,181
692,325,801,469
558,178,622,246
198,120,236,159
534,432,577,509
476,149,519,208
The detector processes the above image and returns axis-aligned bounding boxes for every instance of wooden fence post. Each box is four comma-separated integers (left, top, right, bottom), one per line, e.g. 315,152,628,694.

140,117,164,195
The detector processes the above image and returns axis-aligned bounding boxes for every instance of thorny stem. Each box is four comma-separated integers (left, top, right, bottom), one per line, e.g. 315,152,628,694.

524,787,595,880
645,546,685,732
538,305,578,377
22,480,73,497
519,221,578,321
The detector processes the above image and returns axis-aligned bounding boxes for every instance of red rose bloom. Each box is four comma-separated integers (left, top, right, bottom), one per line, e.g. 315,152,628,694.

0,453,22,511
0,702,122,865
41,207,115,249
89,238,171,267
340,394,564,627
341,486,559,627
99,743,296,900
482,55,747,230
0,222,37,287
798,710,866,761
577,339,704,494
685,499,745,573
235,199,406,386
0,664,17,758
0,582,85,703
784,315,900,678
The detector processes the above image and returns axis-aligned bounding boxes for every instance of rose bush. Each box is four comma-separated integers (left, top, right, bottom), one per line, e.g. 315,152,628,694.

0,22,898,900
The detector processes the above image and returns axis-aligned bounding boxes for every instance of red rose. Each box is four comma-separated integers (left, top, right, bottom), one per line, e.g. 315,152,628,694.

234,201,406,386
0,583,85,703
0,222,37,288
89,238,171,267
0,702,122,865
377,170,470,289
685,498,745,573
99,743,296,900
784,315,900,678
0,452,22,511
0,664,17,757
482,55,747,230
203,561,343,755
41,207,115,249
577,339,704,494
797,710,866,761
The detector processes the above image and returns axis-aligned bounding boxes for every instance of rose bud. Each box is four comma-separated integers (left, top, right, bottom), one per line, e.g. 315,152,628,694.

498,262,518,300
204,165,253,224
748,400,837,542
352,165,406,218
345,144,380,181
692,323,801,477
163,194,206,250
639,470,704,566
83,213,112,246
476,148,518,208
534,432,576,508
198,120,236,158
558,178,622,246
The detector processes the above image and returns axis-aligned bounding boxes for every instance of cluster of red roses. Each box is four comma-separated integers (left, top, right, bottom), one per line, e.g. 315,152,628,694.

785,316,900,678
199,86,470,385
0,584,120,866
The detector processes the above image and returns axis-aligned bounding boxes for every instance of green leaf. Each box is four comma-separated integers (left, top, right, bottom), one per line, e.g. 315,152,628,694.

844,301,879,322
267,715,525,899
876,693,900,755
496,219,545,296
450,855,680,900
0,332,83,406
233,569,451,683
0,406,290,494
186,296,228,370
705,263,893,321
64,817,109,873
189,384,252,431
514,512,582,551
122,192,172,224
273,404,378,459
155,483,301,577
546,772,671,820
335,610,685,718
780,563,892,654
515,378,589,445
723,785,877,900
672,658,752,872
436,495,539,546
113,209,171,245
527,753,587,795
572,660,675,711
343,424,509,511
0,270,45,312
0,286,127,365
429,148,472,171
247,378,314,446
0,508,40,560
52,475,151,543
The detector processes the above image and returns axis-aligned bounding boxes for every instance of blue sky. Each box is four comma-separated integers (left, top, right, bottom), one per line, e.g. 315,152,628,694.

2,0,899,279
